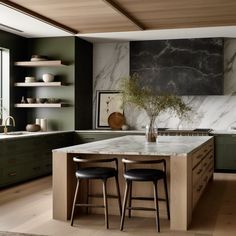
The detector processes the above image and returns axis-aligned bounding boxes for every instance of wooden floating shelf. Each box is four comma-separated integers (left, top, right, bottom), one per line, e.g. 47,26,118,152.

14,103,67,108
14,82,63,87
14,60,65,67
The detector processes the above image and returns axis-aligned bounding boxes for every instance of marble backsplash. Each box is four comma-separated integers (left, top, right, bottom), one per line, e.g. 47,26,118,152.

93,39,236,130
93,43,129,128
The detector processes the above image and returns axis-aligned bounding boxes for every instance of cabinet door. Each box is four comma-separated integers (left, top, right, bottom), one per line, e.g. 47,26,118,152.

215,135,236,171
0,165,28,187
0,132,74,188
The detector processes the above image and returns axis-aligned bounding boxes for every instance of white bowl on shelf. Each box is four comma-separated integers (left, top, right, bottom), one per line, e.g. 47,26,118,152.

42,73,54,83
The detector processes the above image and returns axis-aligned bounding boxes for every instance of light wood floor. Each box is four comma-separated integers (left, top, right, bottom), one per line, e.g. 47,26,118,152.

0,173,236,236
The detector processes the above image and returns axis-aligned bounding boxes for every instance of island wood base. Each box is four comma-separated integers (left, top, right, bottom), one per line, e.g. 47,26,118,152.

52,137,214,231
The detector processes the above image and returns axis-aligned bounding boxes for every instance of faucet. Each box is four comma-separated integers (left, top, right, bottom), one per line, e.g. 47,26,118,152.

4,116,16,134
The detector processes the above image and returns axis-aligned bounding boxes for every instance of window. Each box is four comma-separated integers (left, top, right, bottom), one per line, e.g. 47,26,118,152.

0,49,3,119
0,47,10,121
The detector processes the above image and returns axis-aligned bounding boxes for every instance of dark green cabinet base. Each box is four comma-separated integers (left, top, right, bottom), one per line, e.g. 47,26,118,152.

214,134,236,173
0,132,74,188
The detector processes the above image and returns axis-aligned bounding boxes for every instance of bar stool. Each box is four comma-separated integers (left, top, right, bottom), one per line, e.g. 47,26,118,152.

120,158,170,232
70,157,122,229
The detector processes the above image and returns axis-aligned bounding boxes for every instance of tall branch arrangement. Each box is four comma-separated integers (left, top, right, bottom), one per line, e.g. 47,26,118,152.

120,75,191,121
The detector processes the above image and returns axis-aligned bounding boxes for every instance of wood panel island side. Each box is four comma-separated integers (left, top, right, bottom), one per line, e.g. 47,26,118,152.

52,135,214,231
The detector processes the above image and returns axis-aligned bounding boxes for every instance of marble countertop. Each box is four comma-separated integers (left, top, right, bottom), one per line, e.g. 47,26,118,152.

77,129,236,135
75,129,208,133
210,130,236,135
53,135,213,156
0,130,73,140
75,129,144,133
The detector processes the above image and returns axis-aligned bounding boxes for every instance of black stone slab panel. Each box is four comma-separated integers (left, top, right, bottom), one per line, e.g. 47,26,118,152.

130,38,223,95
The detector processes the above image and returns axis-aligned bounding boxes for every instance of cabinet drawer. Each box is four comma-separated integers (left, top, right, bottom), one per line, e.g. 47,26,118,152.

204,152,214,168
1,153,37,167
192,141,213,169
192,162,203,188
192,181,204,209
192,149,204,169
0,165,28,186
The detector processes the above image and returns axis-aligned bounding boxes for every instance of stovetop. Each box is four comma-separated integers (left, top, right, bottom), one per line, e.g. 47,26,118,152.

157,128,213,133
193,128,213,132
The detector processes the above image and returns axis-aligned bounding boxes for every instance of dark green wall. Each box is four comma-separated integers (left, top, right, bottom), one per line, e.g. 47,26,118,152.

26,37,75,130
0,31,93,131
0,30,29,131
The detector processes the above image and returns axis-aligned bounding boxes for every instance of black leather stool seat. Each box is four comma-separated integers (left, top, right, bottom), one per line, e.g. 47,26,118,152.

76,167,117,179
124,168,165,181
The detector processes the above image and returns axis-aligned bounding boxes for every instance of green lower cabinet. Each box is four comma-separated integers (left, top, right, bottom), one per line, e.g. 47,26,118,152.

214,134,236,172
0,131,74,188
75,131,144,144
1,165,28,186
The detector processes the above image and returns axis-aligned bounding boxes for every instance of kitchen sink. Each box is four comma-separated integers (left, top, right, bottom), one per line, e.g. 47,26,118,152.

0,131,29,136
5,132,26,135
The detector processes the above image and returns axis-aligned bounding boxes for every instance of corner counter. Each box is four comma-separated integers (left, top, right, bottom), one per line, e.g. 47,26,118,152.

0,130,74,140
52,135,214,231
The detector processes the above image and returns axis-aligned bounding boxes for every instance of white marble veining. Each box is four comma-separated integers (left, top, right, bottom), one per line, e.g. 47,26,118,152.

93,40,236,131
54,135,212,156
125,95,236,130
93,43,129,128
224,38,236,94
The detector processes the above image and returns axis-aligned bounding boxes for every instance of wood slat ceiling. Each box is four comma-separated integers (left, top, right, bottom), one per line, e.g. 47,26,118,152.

4,0,236,34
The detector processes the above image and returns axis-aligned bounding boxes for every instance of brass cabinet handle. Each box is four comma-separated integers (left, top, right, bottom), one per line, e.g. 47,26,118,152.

8,172,17,176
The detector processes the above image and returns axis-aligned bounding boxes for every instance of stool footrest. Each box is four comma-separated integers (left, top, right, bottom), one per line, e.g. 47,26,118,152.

126,206,156,212
131,196,166,201
88,193,118,199
76,203,104,208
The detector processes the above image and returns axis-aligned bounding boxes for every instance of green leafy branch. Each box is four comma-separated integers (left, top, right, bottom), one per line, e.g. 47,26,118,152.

120,75,191,119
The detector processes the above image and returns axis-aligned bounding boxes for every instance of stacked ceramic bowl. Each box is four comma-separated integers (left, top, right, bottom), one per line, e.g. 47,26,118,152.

30,55,48,61
25,76,36,83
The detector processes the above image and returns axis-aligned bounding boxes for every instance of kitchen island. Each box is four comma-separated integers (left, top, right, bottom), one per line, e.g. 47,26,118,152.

52,135,214,230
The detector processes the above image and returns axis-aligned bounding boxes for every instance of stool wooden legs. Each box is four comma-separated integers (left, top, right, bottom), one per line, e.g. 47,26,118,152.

86,179,89,214
128,181,132,218
102,179,109,229
120,180,131,231
71,177,122,229
115,175,122,216
120,179,169,232
153,181,160,232
70,179,80,226
164,177,170,220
